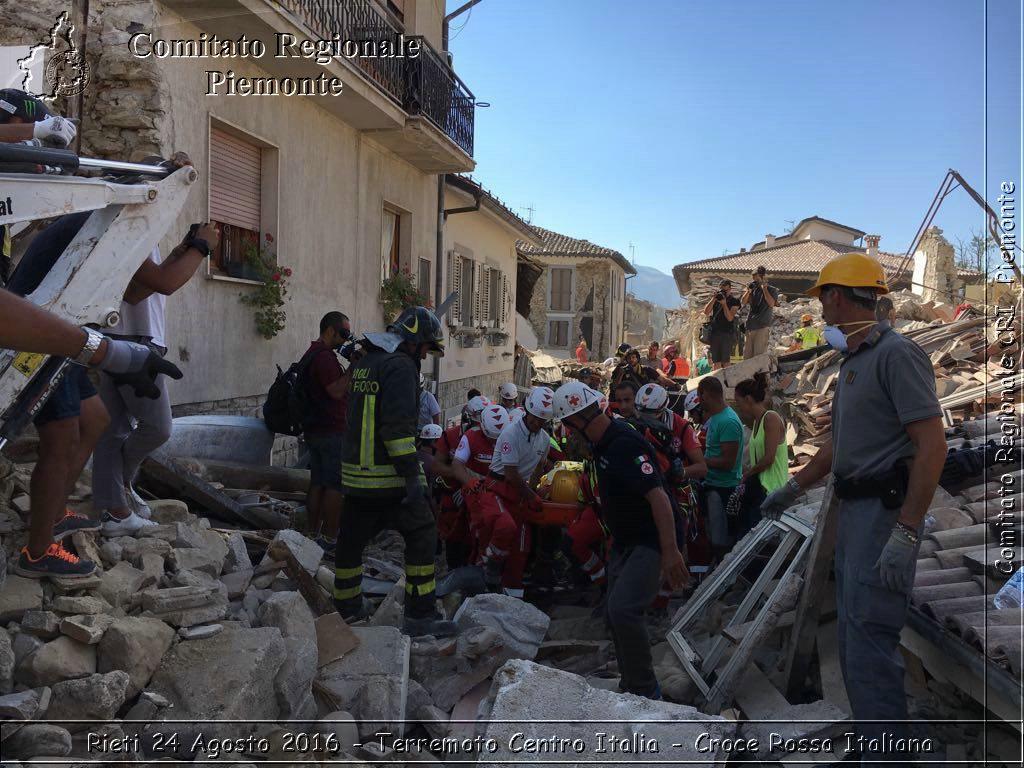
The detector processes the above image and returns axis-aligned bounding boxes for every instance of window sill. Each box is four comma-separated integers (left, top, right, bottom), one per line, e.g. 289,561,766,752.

205,272,263,287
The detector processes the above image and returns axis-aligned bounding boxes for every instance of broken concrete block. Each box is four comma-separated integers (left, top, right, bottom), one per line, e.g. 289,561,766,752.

0,686,51,719
98,562,147,608
220,568,253,599
368,580,405,628
97,616,175,699
70,531,104,573
169,569,228,602
15,636,96,687
178,623,223,640
253,529,323,588
21,610,62,640
319,626,410,740
722,353,774,387
50,595,112,617
2,722,72,759
0,630,13,694
257,592,317,719
199,530,229,573
410,626,505,712
11,631,43,669
147,499,192,524
138,551,165,587
120,536,172,566
740,698,850,759
223,532,252,574
477,660,733,768
0,576,43,622
544,615,612,642
98,538,124,567
314,711,360,753
454,593,549,660
45,671,130,732
143,625,286,758
168,547,221,577
11,494,31,515
59,614,114,645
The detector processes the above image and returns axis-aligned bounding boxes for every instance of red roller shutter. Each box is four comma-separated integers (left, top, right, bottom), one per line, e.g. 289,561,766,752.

209,127,261,232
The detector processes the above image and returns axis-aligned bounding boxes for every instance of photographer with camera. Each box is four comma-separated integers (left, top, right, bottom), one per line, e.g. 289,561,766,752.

740,265,780,359
701,280,741,370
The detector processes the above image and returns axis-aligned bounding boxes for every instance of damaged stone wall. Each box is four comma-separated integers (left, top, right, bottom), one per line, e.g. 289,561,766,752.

524,259,617,358
437,368,514,417
1,1,169,161
914,226,959,303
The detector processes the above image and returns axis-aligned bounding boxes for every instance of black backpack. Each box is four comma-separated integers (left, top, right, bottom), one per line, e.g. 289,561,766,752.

262,348,323,435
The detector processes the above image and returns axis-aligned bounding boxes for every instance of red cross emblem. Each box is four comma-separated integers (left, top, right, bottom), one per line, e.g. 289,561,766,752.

568,395,580,406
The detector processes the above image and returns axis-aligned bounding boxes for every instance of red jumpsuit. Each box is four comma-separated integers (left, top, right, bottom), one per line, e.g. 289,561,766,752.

436,424,472,555
566,461,608,585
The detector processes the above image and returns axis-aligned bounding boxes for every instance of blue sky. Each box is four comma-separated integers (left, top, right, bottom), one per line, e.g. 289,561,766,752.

450,0,1022,274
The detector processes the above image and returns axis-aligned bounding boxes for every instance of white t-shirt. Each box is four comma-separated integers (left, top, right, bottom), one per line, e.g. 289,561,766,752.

454,434,472,463
108,247,166,347
490,418,550,480
418,390,441,428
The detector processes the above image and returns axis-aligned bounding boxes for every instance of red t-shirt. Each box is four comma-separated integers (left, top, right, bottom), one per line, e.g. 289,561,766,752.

304,340,346,436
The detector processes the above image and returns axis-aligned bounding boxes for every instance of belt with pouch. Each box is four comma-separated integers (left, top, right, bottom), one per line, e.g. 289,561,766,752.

834,460,909,510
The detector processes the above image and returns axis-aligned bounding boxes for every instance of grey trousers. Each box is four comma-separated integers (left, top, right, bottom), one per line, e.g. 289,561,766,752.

835,496,921,762
743,327,770,358
606,544,662,696
92,371,172,511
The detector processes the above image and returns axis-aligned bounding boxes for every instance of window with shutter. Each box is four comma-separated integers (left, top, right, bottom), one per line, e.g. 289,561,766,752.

459,256,475,326
500,271,509,328
209,127,262,271
479,265,491,327
448,250,462,325
550,267,572,311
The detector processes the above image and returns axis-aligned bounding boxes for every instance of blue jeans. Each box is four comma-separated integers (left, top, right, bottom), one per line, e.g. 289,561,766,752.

34,365,97,426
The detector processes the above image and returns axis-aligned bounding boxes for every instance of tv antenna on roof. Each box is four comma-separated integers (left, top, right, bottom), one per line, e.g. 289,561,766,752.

628,242,636,264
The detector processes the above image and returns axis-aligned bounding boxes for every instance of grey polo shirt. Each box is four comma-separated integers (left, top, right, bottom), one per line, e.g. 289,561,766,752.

831,321,941,480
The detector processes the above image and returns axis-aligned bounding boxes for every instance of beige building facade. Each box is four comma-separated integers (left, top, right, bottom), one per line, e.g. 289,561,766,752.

517,228,635,360
3,0,477,419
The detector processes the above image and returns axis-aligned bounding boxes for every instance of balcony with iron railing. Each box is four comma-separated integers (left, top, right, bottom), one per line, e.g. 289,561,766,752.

279,0,475,157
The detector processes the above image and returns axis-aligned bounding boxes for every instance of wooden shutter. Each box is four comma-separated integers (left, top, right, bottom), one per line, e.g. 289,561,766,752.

479,265,491,328
209,127,261,232
500,271,509,328
448,250,462,325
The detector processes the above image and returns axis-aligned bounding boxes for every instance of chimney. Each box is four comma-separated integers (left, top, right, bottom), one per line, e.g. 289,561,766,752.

865,234,880,257
764,234,775,248
740,247,746,253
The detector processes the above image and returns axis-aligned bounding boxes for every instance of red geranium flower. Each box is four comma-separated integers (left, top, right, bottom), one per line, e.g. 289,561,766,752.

265,232,274,243
272,273,281,282
283,268,292,277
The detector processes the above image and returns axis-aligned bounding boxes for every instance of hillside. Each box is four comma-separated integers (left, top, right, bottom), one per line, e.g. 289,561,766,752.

629,264,684,308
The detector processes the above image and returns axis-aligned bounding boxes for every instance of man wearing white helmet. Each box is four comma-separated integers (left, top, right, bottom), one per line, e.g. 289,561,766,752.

498,382,518,409
417,423,444,491
472,386,554,597
453,404,509,485
552,380,688,700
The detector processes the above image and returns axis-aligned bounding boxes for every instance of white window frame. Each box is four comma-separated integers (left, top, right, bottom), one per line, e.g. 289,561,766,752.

547,318,571,348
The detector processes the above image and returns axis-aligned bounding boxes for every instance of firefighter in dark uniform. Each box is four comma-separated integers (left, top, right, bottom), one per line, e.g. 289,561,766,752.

334,306,457,637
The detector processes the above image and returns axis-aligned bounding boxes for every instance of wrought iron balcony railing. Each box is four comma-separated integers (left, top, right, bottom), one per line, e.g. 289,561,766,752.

278,0,475,156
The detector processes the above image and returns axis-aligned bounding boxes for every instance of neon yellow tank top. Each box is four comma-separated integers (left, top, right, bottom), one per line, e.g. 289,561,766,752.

749,410,789,493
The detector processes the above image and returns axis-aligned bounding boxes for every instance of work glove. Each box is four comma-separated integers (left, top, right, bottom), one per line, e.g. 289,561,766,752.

33,115,77,148
873,525,918,593
96,341,183,399
760,477,802,521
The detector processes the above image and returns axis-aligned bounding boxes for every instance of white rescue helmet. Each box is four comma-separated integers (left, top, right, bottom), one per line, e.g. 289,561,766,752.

419,423,443,440
636,383,668,414
499,382,518,401
552,380,603,420
684,390,701,412
480,404,510,439
466,395,490,423
524,386,555,421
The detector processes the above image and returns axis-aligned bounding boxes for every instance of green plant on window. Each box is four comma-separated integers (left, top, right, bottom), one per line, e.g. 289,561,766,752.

379,266,431,321
239,232,293,339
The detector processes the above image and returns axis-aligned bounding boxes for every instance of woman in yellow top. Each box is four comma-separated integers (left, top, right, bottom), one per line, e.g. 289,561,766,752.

733,371,789,496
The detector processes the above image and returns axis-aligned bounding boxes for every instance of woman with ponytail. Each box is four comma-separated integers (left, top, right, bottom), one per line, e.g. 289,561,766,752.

733,372,789,524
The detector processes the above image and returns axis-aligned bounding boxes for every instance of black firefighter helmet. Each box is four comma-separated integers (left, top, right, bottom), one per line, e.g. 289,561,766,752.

390,306,445,356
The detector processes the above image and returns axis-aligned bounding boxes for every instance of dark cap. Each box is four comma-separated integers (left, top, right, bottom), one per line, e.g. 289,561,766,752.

0,89,51,123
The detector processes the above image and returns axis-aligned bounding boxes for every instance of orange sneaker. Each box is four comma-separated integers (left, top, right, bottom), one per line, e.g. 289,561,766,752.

14,543,96,579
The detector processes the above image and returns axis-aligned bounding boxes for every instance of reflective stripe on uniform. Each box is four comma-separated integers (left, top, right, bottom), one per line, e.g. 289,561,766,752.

405,579,437,596
360,394,376,467
335,565,363,579
384,436,416,457
341,474,406,490
405,563,434,576
333,584,362,600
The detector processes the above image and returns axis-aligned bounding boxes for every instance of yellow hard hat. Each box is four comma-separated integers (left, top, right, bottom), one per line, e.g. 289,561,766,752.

549,469,580,504
806,252,889,297
800,313,813,323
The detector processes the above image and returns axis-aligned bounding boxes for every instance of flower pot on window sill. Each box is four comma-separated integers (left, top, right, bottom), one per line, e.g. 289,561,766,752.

226,262,262,281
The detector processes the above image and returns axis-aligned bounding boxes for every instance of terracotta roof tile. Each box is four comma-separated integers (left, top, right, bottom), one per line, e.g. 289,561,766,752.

516,226,636,275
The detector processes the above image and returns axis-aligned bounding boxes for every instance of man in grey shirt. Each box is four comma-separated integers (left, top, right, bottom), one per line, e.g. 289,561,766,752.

741,265,780,358
761,253,946,765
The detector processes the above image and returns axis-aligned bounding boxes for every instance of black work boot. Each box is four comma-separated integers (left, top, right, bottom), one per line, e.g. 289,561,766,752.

335,596,374,624
403,610,459,638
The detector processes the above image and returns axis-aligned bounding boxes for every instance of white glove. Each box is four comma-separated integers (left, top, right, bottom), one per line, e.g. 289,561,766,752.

33,115,77,148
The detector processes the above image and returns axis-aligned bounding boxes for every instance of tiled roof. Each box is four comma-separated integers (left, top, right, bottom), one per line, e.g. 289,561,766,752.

675,241,979,278
516,226,637,275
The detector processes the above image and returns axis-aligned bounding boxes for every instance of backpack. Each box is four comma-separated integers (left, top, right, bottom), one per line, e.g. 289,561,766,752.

262,347,324,435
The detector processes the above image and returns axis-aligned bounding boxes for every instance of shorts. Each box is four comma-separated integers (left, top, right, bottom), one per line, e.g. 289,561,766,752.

708,331,734,364
305,432,343,491
34,365,97,427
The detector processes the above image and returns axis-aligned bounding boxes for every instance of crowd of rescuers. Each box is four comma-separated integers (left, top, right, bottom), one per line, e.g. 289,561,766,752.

314,246,943,746
0,92,940,744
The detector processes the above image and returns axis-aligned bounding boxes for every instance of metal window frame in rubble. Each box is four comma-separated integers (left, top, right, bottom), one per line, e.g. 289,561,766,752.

667,506,816,702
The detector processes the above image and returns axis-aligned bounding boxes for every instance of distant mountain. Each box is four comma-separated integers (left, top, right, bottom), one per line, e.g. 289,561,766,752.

628,264,684,309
